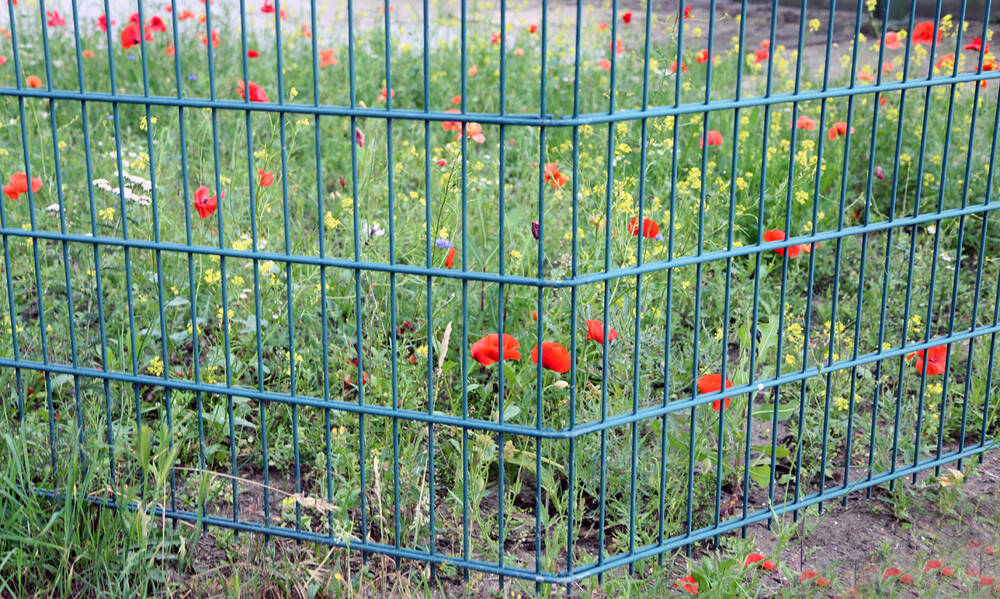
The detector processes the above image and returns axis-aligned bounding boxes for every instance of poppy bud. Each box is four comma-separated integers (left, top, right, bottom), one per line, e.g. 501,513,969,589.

531,221,540,240
397,320,414,336
875,166,884,180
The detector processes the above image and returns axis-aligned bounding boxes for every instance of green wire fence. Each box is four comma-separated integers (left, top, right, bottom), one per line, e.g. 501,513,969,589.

1,0,999,589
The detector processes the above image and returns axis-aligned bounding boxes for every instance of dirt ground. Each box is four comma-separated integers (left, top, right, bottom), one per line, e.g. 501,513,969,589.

746,448,1000,596
177,448,999,596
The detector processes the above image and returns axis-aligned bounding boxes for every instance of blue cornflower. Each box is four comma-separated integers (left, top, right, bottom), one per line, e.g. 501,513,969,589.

435,238,453,249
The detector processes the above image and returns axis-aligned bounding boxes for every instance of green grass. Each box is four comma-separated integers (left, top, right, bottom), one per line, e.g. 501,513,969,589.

1,0,999,596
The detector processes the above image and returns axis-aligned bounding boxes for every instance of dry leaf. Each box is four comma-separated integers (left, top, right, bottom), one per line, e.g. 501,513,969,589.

939,468,964,487
289,493,339,513
436,321,452,378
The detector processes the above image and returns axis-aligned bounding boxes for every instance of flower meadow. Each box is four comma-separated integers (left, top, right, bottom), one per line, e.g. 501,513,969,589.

1,0,1000,593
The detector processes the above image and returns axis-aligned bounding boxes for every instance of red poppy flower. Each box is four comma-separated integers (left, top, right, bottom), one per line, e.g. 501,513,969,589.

857,69,875,83
940,566,956,577
964,37,988,53
129,12,142,24
621,11,632,24
320,49,337,66
442,109,462,132
149,16,167,32
46,10,66,27
201,28,220,48
445,247,456,268
378,86,395,102
696,374,734,411
544,163,568,188
907,343,947,375
979,576,997,590
468,64,478,76
668,61,687,73
193,185,222,219
121,22,152,49
531,342,571,373
585,319,619,344
25,75,42,88
744,553,776,570
611,39,625,55
179,10,195,20
754,48,769,64
164,45,175,56
762,229,803,258
97,15,116,33
491,33,501,45
596,22,608,31
911,21,942,46
879,31,903,50
237,80,269,102
82,50,94,58
798,571,829,586
827,121,855,140
923,559,943,573
599,58,611,71
470,334,521,366
883,567,903,580
628,217,659,238
247,49,259,58
936,53,955,69
529,24,538,34
796,115,816,130
695,49,712,64
3,173,42,200
674,575,698,595
460,122,486,144
261,0,283,17
258,169,274,187
684,6,692,19
700,130,723,148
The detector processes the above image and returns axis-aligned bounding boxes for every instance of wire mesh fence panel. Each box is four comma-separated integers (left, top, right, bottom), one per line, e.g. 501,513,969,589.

0,0,998,588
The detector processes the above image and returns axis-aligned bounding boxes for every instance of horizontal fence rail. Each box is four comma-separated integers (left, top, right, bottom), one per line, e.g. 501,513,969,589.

1,0,999,591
